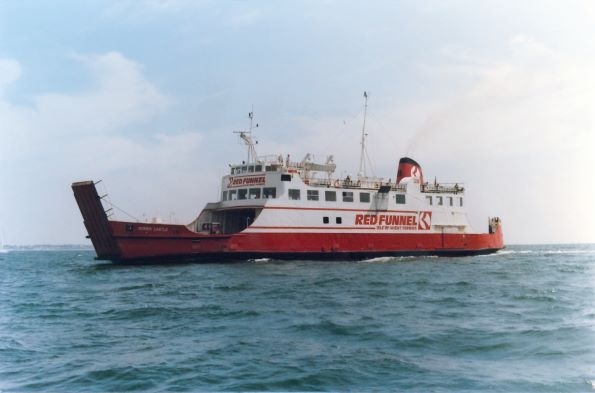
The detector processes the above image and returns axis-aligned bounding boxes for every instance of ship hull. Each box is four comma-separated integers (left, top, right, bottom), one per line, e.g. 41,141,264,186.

73,181,503,263
103,220,504,263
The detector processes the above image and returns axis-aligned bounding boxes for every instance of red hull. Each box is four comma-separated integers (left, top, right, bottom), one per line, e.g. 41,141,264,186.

73,181,503,262
110,220,503,262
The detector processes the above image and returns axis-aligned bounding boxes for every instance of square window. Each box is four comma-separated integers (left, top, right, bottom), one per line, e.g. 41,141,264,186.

395,194,406,204
336,217,342,224
307,190,319,201
359,192,370,203
342,191,354,202
249,188,261,199
263,187,276,198
325,191,337,201
323,216,329,224
288,189,300,200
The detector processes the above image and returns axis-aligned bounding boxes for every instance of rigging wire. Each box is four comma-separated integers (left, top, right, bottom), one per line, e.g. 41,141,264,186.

96,181,140,222
101,199,140,222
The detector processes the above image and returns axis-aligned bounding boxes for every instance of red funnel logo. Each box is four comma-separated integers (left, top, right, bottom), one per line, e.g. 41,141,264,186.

418,211,432,230
396,157,424,184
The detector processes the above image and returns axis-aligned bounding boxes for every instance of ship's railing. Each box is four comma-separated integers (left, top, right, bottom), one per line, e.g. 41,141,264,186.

421,182,465,194
306,177,407,192
256,154,285,165
304,176,460,193
243,154,337,174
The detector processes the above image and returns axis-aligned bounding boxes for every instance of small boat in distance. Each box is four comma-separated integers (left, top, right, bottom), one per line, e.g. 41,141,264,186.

72,98,503,263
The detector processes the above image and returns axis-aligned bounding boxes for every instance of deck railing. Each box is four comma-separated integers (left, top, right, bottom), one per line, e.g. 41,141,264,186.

421,183,465,194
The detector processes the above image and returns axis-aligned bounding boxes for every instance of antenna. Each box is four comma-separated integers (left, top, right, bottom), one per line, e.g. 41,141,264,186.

233,107,259,164
358,91,369,177
249,109,254,133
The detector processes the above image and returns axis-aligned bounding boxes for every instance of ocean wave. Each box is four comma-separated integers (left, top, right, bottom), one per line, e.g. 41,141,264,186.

360,256,397,263
497,248,595,256
248,258,271,263
2,245,595,392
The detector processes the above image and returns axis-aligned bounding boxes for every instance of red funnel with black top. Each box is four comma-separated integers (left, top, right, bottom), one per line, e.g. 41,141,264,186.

396,157,424,184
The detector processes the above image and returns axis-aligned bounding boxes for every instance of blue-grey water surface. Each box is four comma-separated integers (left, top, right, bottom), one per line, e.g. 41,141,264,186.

1,244,594,392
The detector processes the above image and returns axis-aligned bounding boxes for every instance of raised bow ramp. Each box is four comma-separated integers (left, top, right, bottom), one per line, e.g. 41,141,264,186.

71,181,121,259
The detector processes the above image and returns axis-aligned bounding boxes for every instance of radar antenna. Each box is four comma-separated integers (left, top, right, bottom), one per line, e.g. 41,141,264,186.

358,91,370,178
233,109,259,164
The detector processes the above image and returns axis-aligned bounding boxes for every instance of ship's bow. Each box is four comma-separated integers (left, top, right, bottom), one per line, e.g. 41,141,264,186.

72,181,121,259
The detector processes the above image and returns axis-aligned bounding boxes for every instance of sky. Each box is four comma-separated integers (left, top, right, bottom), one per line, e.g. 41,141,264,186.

1,0,594,245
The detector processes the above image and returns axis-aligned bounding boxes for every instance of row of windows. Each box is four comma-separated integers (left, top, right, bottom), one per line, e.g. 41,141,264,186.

230,164,281,175
222,187,277,201
222,187,409,204
222,187,463,207
426,195,463,207
290,189,406,204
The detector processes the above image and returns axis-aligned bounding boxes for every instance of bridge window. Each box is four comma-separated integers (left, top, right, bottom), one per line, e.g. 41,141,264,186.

325,191,336,201
249,188,261,199
288,189,301,200
229,190,237,200
342,191,354,202
426,195,432,205
263,187,276,199
396,194,405,204
222,191,228,201
307,190,319,201
238,189,248,200
437,196,443,206
248,165,255,173
359,192,370,203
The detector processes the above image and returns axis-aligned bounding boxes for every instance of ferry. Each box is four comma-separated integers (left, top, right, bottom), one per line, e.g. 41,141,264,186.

72,98,503,262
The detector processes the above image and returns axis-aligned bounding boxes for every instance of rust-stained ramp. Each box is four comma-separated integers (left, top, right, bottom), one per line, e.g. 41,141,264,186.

72,181,120,259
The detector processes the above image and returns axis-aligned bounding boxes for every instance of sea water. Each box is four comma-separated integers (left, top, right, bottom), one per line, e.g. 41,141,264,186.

1,244,594,392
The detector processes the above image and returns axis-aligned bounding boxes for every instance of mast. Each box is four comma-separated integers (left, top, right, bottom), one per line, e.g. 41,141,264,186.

358,91,369,177
234,109,259,164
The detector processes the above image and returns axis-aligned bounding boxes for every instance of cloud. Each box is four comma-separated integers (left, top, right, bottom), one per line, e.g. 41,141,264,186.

36,52,169,137
404,35,594,163
400,36,595,242
226,8,263,28
0,52,170,162
0,52,186,244
265,36,595,243
0,58,21,94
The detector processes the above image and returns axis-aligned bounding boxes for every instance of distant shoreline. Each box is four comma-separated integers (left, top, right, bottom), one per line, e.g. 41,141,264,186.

1,244,94,251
